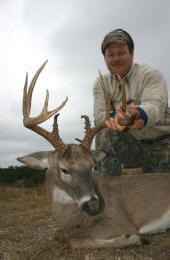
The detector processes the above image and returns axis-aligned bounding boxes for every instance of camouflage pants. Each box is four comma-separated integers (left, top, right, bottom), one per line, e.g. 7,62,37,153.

95,128,170,177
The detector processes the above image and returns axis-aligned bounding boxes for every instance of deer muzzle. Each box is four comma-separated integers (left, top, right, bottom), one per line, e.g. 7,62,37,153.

81,197,104,216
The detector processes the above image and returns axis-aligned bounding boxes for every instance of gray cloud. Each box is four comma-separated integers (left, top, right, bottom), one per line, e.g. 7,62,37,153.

0,0,170,167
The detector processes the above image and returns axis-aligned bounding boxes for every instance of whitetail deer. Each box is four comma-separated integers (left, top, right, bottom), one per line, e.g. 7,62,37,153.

18,61,170,248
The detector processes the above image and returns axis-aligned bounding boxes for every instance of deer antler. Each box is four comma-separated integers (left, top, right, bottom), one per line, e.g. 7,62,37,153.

116,74,137,126
76,71,137,150
76,71,116,150
23,60,68,153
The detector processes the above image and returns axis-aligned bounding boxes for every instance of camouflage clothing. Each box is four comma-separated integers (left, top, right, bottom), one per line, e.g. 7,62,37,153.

95,128,170,176
101,29,134,55
93,63,170,176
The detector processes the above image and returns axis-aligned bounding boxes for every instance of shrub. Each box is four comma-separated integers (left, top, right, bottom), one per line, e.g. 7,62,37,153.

0,166,46,188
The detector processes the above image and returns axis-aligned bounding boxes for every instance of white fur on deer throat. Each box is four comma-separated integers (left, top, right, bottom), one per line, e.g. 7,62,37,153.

52,187,73,204
139,209,170,234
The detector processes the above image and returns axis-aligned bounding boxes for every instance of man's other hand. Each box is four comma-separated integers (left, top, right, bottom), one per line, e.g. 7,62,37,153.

106,116,126,131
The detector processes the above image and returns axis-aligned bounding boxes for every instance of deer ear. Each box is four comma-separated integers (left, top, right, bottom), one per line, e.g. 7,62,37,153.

91,150,108,164
17,151,51,170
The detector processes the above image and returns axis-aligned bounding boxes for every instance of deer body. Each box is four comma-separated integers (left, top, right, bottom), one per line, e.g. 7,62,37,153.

51,170,170,248
19,144,170,248
18,61,170,248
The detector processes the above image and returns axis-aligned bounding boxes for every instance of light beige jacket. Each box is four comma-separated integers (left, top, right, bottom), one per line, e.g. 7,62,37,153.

93,63,170,140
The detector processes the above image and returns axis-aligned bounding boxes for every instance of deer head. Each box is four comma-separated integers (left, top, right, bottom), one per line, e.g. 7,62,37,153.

17,61,130,216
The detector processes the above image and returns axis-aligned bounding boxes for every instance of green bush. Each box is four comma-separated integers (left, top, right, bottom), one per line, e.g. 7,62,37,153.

0,166,46,188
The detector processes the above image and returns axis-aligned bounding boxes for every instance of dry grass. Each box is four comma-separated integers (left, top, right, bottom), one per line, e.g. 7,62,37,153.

0,185,170,260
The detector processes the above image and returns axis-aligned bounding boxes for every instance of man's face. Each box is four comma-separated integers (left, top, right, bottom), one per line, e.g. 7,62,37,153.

104,42,133,77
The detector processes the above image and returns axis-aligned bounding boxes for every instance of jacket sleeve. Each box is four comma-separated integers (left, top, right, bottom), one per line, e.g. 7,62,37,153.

139,68,168,127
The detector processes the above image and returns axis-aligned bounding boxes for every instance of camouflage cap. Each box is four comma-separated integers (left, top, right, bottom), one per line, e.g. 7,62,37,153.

101,29,134,55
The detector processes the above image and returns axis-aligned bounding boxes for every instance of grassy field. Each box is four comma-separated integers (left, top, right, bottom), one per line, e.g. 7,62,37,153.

0,185,170,260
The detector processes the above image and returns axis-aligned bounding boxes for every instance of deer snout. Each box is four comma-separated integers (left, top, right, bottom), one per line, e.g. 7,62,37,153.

81,197,101,216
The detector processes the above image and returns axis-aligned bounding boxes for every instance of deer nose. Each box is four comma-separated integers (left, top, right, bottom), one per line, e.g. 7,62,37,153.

81,197,101,216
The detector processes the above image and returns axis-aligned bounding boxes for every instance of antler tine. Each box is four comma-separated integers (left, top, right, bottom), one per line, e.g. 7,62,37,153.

75,115,91,145
116,73,126,113
76,115,106,150
77,71,116,150
23,72,28,117
26,60,48,116
23,60,68,126
98,70,116,120
23,61,68,153
51,114,66,152
116,73,137,127
23,60,46,121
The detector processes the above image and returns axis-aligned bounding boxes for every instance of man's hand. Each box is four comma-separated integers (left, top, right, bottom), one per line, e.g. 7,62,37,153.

106,116,126,132
127,118,144,130
124,103,144,130
106,103,144,132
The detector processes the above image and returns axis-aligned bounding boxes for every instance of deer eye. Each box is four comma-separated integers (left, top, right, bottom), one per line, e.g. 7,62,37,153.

61,168,71,175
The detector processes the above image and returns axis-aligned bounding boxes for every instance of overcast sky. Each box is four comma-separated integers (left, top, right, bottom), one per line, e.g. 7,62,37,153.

1,0,170,167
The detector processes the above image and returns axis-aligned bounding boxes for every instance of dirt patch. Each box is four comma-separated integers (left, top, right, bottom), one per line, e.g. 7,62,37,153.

0,186,170,260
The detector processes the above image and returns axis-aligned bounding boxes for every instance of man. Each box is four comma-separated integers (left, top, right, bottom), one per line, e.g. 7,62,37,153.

93,29,170,176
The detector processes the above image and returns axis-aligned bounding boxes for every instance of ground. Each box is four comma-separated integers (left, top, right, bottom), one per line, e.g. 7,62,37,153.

0,185,170,260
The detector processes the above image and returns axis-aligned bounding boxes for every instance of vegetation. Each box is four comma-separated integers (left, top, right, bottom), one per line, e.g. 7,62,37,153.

0,166,46,188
